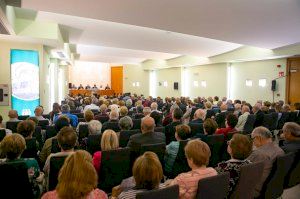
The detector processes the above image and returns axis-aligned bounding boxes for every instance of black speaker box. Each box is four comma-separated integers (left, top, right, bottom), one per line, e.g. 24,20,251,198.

174,82,179,90
271,80,276,91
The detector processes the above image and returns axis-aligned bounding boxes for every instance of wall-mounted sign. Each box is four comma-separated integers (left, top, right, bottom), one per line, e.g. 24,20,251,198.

279,71,284,77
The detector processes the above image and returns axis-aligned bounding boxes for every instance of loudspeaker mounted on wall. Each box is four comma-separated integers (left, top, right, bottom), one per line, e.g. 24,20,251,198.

174,82,179,90
271,80,276,91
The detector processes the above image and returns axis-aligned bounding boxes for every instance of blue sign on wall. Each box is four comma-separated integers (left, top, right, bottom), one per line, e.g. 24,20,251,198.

11,49,39,116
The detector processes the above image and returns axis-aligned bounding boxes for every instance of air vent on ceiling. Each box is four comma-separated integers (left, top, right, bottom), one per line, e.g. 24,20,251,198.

56,51,66,59
194,73,199,76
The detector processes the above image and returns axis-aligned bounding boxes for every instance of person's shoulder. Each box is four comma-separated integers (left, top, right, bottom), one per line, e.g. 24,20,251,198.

92,188,108,199
206,167,218,174
41,190,57,199
93,151,102,157
216,161,229,169
130,133,142,139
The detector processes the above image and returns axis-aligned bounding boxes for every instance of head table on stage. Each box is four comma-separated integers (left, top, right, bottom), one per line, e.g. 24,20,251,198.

69,89,115,96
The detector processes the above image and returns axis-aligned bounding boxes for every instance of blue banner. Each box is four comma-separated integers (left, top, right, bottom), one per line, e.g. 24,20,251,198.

11,49,39,116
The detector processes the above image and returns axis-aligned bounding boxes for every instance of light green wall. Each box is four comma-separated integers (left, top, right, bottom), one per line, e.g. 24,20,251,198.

123,64,150,96
155,67,182,98
184,63,228,98
230,58,286,104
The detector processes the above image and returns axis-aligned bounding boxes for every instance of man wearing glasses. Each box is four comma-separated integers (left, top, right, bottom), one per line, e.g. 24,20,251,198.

247,127,284,197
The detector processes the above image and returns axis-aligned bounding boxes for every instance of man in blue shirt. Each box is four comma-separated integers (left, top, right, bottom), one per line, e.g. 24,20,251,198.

53,104,78,127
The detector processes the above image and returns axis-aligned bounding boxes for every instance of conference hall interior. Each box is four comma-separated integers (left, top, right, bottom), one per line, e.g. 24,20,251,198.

0,1,300,199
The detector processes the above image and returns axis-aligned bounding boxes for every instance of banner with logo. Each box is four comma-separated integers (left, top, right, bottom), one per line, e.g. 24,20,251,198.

11,49,39,116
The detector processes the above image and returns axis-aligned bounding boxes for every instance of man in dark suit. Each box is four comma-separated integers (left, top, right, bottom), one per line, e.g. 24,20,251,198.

127,116,165,154
165,107,183,144
253,103,264,128
215,104,228,128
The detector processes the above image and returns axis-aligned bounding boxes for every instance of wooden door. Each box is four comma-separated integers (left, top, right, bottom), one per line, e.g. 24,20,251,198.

286,58,300,106
111,66,123,95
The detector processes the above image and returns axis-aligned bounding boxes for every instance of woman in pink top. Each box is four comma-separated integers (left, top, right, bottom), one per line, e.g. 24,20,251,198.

170,139,217,199
93,130,119,173
42,150,107,199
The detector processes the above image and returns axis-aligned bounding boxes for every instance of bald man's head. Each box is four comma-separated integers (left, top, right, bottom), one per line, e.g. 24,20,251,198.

242,105,250,114
141,116,155,133
8,110,18,119
194,109,206,120
220,104,228,111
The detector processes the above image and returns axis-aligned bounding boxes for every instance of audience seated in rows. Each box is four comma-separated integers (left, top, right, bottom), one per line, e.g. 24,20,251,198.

1,94,300,198
215,134,252,195
42,150,107,199
247,127,284,197
0,133,44,197
165,124,191,174
93,130,119,173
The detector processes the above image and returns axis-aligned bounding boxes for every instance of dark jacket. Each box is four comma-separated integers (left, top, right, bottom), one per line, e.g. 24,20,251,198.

165,121,182,145
215,111,227,128
254,110,264,127
127,131,166,154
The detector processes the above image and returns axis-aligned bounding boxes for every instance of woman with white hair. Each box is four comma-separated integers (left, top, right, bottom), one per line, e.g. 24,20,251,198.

88,120,102,135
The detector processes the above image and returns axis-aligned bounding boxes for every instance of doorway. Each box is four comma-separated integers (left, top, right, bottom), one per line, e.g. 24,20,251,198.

286,57,300,106
111,66,123,95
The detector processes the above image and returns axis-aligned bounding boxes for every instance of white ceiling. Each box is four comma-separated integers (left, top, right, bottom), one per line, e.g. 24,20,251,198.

21,0,300,49
76,44,180,64
9,0,300,64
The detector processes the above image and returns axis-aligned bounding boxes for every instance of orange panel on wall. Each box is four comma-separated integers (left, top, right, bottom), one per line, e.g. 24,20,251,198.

111,66,123,94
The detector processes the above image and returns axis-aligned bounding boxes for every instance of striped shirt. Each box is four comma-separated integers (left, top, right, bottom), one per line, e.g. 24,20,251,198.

171,167,218,199
118,184,167,199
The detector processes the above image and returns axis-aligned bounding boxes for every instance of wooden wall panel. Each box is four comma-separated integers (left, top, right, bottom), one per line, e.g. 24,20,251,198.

111,66,123,94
